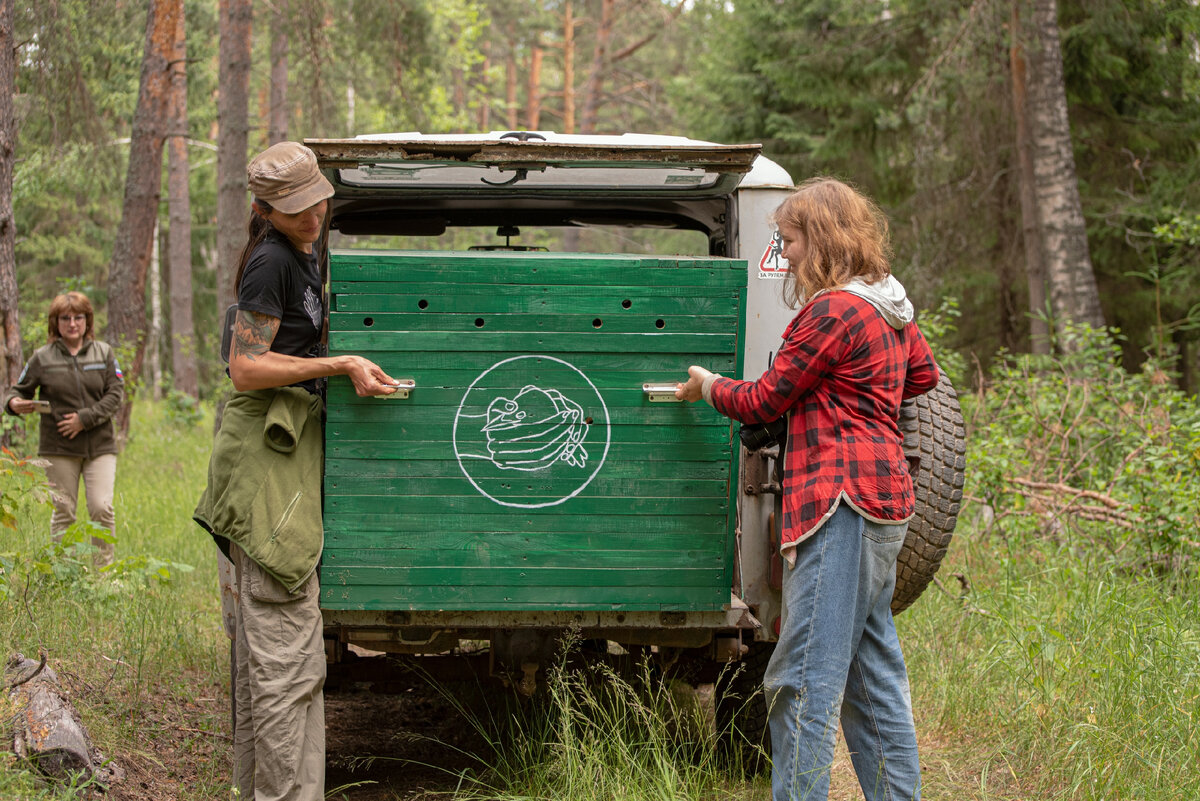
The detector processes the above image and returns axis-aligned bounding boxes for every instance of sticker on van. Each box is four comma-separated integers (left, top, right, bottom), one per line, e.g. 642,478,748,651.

758,231,788,279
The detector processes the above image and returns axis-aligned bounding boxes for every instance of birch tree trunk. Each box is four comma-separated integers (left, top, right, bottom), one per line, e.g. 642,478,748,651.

217,0,252,315
0,0,21,397
1026,0,1105,335
148,221,162,399
168,2,197,397
1010,0,1050,354
107,0,182,436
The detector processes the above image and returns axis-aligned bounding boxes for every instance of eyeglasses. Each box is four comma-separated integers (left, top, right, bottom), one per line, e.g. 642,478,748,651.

59,314,87,324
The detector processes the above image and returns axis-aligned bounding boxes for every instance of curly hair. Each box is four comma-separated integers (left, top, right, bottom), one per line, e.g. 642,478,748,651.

47,291,95,344
771,177,892,309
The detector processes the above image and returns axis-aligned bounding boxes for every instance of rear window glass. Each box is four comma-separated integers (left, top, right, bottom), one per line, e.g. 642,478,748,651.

329,225,710,257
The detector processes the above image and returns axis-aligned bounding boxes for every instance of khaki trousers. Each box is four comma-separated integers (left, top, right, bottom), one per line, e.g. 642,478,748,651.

231,544,325,801
43,453,117,567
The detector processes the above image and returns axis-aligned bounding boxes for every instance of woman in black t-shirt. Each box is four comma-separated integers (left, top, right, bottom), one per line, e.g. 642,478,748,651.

210,142,398,801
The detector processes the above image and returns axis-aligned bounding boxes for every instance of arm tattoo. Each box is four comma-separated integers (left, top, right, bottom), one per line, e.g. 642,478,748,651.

232,311,280,362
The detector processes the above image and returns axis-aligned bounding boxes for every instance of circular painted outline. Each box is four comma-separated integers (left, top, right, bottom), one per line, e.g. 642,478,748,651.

452,355,611,509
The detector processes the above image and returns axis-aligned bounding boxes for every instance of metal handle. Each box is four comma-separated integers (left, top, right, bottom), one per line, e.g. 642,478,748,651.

375,378,416,399
642,382,682,403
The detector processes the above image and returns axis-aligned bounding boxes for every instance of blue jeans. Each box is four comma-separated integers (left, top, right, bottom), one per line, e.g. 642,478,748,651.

764,503,921,801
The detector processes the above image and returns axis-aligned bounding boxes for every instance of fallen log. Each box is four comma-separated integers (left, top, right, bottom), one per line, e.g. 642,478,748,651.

7,652,96,784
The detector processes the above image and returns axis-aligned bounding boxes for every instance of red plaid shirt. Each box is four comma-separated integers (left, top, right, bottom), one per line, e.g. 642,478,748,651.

710,291,938,560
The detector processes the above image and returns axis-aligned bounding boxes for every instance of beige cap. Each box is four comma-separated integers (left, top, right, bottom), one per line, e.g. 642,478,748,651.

247,142,334,214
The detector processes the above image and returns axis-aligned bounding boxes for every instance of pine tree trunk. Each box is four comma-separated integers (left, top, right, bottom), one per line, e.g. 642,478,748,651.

168,3,197,397
1026,0,1105,336
0,0,22,397
217,0,252,314
579,0,615,134
107,0,182,437
269,0,288,144
563,1,575,135
526,42,543,129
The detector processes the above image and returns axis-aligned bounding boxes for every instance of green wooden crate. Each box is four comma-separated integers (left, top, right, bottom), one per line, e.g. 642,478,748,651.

322,250,746,611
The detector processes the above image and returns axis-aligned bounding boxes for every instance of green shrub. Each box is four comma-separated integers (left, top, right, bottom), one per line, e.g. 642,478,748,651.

967,322,1199,575
163,389,205,427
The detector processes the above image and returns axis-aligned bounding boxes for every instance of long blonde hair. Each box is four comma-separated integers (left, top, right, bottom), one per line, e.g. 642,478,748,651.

771,178,892,309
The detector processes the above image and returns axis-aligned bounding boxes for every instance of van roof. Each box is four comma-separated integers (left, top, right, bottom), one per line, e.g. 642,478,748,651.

305,131,769,197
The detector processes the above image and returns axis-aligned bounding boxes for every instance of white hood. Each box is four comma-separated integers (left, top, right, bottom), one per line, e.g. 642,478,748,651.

841,275,914,330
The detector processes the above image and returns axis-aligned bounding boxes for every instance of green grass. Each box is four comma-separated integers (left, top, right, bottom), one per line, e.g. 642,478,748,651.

439,649,765,801
900,527,1200,800
1,398,1198,800
1,400,229,800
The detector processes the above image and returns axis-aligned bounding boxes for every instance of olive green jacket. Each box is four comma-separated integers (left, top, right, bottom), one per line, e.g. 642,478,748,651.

3,339,124,459
194,387,324,594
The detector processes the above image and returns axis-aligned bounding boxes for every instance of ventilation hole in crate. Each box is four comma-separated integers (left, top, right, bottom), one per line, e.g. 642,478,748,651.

475,318,485,328
418,299,429,310
363,317,374,327
621,299,632,309
592,318,603,328
655,319,666,329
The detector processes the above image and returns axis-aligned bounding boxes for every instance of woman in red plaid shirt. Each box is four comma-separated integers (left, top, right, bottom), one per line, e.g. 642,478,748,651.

677,178,939,801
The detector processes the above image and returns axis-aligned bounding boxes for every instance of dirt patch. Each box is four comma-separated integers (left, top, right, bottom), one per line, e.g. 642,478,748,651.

324,683,500,800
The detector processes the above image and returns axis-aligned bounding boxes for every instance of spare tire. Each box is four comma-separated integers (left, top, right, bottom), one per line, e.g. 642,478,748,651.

893,372,966,614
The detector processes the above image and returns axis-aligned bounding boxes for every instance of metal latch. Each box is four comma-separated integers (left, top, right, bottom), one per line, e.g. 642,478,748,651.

375,378,416,399
642,382,682,403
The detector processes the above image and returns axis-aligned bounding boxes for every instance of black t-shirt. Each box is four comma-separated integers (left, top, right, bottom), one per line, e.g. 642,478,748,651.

238,228,323,390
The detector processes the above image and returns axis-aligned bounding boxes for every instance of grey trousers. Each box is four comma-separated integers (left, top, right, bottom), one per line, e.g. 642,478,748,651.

231,544,325,801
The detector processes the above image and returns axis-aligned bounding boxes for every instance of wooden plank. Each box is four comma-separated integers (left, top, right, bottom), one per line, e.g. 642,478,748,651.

326,494,726,516
322,547,724,569
330,254,745,287
325,422,730,448
327,384,709,407
331,330,737,354
330,311,738,335
327,439,730,461
323,527,723,549
325,402,726,426
319,583,727,611
322,565,723,588
333,289,740,315
324,457,729,480
322,513,721,537
333,271,741,291
324,370,735,398
326,353,737,374
324,475,729,500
